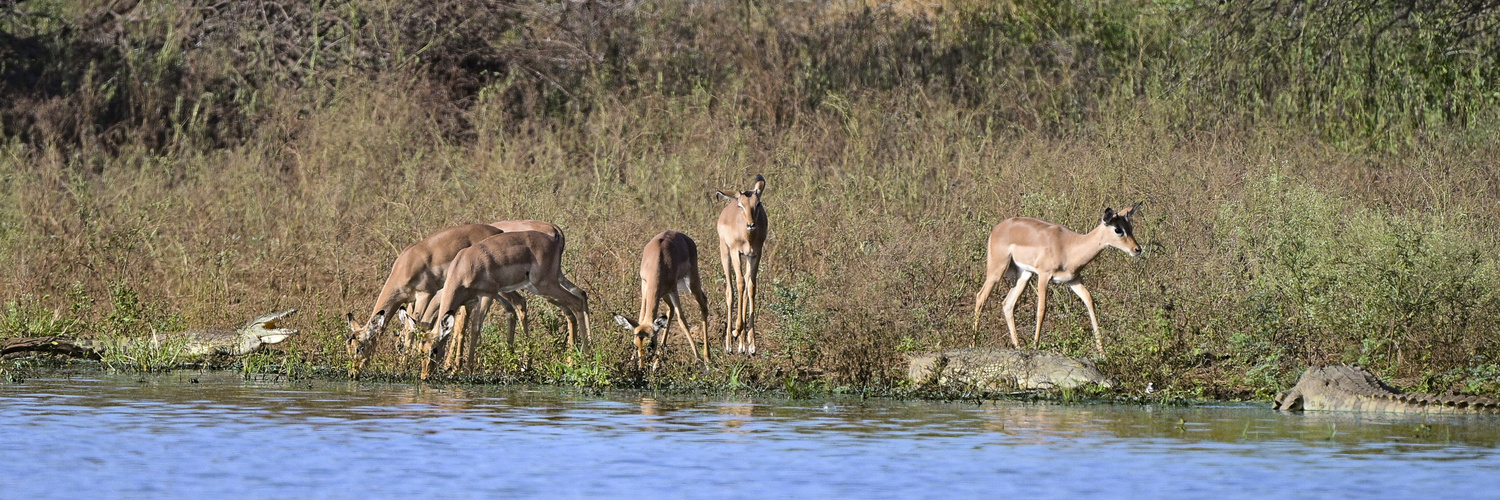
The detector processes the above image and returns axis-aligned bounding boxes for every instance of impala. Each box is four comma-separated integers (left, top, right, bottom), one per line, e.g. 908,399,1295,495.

488,220,587,303
715,174,768,355
345,221,577,377
345,224,503,377
972,204,1141,358
424,220,589,365
420,230,591,379
613,230,711,371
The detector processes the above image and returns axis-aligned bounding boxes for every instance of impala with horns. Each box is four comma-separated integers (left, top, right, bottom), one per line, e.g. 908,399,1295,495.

613,230,711,372
420,230,591,379
972,204,1142,358
715,174,769,355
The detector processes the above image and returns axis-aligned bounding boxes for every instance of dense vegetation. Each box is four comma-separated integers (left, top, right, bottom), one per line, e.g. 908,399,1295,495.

3,0,1499,398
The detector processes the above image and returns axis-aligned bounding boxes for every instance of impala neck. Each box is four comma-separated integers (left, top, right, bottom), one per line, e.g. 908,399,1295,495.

1066,224,1115,269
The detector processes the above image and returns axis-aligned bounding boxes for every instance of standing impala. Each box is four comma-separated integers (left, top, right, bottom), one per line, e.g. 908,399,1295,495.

613,230,711,372
715,174,768,355
973,204,1142,358
420,230,591,379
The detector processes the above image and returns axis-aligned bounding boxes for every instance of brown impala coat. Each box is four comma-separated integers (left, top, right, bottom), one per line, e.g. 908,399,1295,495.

345,223,502,376
973,205,1141,357
715,174,769,355
423,230,590,379
624,231,711,371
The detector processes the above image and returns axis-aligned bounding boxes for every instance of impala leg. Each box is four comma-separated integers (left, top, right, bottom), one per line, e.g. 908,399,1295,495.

1032,274,1052,349
973,275,1000,344
636,283,655,370
719,243,737,354
494,294,516,347
465,296,495,371
513,293,532,346
497,292,524,351
537,280,588,353
444,303,471,373
688,267,712,368
401,291,433,352
745,254,761,356
559,273,588,303
1000,271,1033,349
575,291,592,352
653,295,679,373
538,294,580,352
730,251,748,354
1068,281,1105,358
668,287,706,371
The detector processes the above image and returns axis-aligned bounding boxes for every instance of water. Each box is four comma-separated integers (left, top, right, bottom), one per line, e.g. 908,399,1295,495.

2,371,1498,499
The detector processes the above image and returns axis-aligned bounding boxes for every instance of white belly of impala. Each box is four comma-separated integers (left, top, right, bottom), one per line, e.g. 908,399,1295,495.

1014,262,1070,282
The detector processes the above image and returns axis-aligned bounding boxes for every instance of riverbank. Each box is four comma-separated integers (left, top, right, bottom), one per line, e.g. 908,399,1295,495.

3,0,1499,400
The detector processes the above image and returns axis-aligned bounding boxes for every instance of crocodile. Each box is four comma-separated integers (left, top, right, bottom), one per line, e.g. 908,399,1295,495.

907,348,1116,391
1273,365,1500,414
1,309,299,359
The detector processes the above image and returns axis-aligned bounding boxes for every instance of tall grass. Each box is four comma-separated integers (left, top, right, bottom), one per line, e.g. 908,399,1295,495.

2,0,1498,397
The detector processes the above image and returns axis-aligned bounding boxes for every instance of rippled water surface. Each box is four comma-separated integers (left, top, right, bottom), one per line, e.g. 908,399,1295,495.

3,371,1499,499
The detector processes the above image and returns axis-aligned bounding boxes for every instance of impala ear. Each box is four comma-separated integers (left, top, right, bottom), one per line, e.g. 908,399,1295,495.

438,314,455,339
1118,202,1140,219
752,174,766,196
1102,207,1116,224
371,311,387,330
396,309,416,330
652,315,670,332
614,314,638,330
715,190,737,202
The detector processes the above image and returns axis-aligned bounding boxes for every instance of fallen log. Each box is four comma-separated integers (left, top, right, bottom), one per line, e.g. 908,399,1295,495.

1,336,101,359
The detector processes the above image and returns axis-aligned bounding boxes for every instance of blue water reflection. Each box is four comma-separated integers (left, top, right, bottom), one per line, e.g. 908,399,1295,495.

2,371,1497,499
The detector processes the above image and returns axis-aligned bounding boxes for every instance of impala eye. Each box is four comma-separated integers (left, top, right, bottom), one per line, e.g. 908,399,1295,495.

1114,227,1125,236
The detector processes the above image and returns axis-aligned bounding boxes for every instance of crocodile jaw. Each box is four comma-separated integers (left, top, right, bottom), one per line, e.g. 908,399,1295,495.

238,308,299,354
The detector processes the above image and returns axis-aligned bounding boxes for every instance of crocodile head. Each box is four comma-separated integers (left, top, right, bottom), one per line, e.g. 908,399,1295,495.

1273,388,1304,411
236,308,299,355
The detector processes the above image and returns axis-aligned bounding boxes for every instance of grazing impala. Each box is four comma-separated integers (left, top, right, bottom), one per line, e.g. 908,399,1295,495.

972,204,1142,358
488,220,588,303
715,174,768,355
345,224,503,377
424,220,589,364
345,221,576,377
420,230,591,379
613,231,711,371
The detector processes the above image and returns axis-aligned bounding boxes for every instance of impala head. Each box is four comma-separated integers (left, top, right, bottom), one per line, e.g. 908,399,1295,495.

614,314,669,368
435,313,457,344
1101,203,1142,257
344,311,387,375
716,174,766,232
